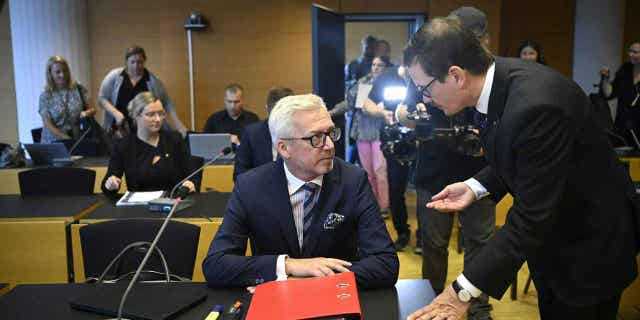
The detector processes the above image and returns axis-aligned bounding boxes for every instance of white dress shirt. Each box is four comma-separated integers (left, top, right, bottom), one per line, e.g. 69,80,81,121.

275,162,323,280
457,62,496,298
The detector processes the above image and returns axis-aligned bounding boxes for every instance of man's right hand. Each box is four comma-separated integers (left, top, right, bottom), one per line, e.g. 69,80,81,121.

285,257,352,278
104,175,121,191
426,182,476,212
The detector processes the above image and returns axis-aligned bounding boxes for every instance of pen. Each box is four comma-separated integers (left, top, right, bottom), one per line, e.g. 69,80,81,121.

204,305,223,320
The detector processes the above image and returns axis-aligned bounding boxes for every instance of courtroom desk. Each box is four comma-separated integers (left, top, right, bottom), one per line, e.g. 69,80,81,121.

0,279,435,319
0,194,105,286
0,157,235,195
74,191,231,283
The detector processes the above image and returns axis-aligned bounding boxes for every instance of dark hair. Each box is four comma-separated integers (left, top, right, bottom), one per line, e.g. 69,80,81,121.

373,55,391,67
363,35,378,46
125,45,147,62
266,86,294,113
403,17,494,82
518,40,545,64
225,83,244,94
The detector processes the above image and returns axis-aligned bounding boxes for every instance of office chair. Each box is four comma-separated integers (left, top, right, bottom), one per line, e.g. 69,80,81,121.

79,219,200,282
18,167,95,197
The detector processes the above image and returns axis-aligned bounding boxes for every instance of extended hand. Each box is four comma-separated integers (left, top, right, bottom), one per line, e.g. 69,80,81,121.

407,285,470,320
426,182,475,212
285,257,352,278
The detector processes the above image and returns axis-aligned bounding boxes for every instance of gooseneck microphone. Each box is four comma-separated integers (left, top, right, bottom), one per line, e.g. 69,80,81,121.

112,146,233,320
68,125,93,155
147,146,233,212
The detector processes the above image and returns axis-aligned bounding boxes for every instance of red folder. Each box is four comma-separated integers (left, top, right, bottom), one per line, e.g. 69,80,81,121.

245,271,362,320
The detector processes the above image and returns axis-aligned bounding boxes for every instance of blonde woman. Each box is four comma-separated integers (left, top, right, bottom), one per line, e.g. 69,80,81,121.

102,92,195,196
38,55,95,143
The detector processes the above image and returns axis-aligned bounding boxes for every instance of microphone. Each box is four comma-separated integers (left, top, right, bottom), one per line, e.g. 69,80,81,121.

147,146,233,213
111,146,233,320
68,125,92,155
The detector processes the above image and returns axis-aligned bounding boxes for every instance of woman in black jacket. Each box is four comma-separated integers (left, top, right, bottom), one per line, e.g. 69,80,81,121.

101,91,195,196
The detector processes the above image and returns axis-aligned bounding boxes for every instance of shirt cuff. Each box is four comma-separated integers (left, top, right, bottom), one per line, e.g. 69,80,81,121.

276,254,288,281
464,178,489,200
456,274,482,298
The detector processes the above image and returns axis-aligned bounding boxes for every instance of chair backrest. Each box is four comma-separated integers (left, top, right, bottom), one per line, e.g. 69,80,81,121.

79,219,200,281
18,167,96,197
31,127,42,143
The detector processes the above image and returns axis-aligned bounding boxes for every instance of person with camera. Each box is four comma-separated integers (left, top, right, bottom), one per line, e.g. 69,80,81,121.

98,46,187,138
363,65,417,252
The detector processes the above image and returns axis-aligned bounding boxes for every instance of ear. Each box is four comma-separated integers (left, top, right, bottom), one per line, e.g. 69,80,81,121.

276,140,290,160
448,66,468,89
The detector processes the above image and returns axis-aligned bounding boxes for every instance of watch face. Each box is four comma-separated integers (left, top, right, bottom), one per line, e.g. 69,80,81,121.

458,290,472,302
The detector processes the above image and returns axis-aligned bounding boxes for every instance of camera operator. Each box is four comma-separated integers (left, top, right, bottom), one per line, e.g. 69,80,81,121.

396,7,497,320
363,66,418,252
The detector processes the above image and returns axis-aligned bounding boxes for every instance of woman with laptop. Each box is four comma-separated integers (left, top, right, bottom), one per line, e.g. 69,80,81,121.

38,55,96,143
101,92,195,197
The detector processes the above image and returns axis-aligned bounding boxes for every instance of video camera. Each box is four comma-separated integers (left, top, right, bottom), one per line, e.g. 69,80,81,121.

407,108,482,156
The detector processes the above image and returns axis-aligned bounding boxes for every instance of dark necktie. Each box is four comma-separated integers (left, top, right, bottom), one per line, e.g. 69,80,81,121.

301,182,318,249
473,110,488,131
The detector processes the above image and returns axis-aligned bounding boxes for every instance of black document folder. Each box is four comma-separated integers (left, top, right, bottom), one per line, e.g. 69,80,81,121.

69,283,207,320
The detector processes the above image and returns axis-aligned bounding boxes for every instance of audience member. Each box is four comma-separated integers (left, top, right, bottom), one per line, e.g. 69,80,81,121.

203,94,399,289
375,39,394,66
98,45,187,138
345,35,377,91
518,40,545,64
600,41,640,146
233,86,293,180
38,55,95,143
101,92,195,197
203,83,259,145
343,56,391,218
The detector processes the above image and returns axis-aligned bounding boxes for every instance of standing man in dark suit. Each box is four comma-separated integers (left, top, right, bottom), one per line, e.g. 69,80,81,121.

406,18,637,319
233,86,293,180
203,94,399,289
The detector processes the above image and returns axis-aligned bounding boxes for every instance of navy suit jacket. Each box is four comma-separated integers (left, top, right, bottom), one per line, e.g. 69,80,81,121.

233,121,273,180
203,157,399,289
467,57,637,305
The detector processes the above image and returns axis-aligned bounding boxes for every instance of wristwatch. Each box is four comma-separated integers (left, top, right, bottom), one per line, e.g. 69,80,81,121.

451,280,473,302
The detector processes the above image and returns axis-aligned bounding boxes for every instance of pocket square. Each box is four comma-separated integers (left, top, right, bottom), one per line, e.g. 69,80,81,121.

323,213,345,230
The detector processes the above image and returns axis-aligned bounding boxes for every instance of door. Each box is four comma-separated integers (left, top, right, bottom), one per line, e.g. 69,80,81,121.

312,4,346,159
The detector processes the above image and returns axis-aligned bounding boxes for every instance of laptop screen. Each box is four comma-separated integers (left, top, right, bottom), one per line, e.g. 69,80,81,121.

188,134,234,160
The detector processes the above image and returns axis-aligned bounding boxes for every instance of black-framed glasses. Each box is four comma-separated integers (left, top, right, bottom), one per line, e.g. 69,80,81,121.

281,127,341,148
415,78,437,99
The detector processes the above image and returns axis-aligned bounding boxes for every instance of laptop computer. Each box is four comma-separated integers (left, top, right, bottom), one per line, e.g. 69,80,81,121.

23,143,82,166
188,133,235,162
69,283,207,320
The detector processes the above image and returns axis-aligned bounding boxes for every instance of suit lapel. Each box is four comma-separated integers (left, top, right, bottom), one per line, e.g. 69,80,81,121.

302,161,344,257
259,121,273,164
483,57,509,166
271,158,301,257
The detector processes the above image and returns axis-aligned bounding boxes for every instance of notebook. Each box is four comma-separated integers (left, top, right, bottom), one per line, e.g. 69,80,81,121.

69,283,207,320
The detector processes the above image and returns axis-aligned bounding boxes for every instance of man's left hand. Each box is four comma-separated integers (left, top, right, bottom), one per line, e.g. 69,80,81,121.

407,285,470,320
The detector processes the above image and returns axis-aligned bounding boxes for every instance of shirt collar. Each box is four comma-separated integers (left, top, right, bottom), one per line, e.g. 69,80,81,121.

283,161,323,196
475,62,495,115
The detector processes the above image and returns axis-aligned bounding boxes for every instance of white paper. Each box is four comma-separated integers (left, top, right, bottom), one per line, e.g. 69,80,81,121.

116,190,165,207
355,84,373,109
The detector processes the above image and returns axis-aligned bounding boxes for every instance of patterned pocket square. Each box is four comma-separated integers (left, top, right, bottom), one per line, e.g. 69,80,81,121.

323,212,345,230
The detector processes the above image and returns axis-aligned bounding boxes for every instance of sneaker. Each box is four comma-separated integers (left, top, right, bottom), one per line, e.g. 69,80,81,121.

393,232,410,251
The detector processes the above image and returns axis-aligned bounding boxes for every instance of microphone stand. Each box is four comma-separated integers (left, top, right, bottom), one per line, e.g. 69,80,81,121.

109,146,233,319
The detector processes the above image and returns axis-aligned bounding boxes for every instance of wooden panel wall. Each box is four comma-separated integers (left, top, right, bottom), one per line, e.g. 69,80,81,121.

0,2,18,145
499,0,576,77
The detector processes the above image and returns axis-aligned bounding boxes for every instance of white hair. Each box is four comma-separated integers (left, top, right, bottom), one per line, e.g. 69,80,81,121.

268,94,327,145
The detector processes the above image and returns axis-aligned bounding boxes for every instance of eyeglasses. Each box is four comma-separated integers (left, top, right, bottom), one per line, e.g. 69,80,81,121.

281,127,341,148
142,111,166,119
415,78,436,99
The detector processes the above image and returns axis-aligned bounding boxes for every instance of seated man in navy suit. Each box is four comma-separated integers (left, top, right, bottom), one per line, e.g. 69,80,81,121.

203,94,399,289
233,86,293,180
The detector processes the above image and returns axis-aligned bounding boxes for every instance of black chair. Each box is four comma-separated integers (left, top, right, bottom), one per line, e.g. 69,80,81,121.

18,167,96,197
31,127,42,143
79,219,201,282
